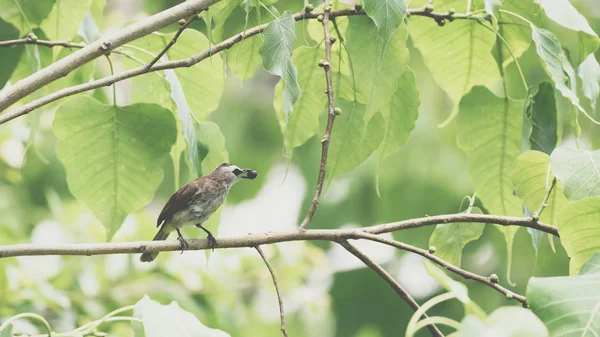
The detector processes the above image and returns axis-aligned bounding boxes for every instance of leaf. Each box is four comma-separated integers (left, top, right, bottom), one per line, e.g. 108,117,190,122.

346,16,409,120
457,308,549,337
557,197,600,275
377,67,420,160
0,323,12,337
327,99,385,178
273,45,326,154
578,53,600,110
410,1,502,127
550,147,600,201
0,19,23,89
0,0,55,34
581,252,600,275
429,207,485,267
209,0,241,42
259,11,300,117
363,0,407,51
457,86,524,281
39,0,91,42
527,272,600,335
134,295,230,337
496,0,539,67
538,0,600,65
530,25,597,126
227,35,262,83
512,150,568,225
484,0,501,16
53,97,177,240
526,82,558,155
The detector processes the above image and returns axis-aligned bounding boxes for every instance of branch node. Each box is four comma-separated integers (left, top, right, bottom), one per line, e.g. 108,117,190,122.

100,41,111,51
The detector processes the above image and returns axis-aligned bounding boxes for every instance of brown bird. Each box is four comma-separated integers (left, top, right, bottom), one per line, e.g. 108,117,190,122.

140,163,257,262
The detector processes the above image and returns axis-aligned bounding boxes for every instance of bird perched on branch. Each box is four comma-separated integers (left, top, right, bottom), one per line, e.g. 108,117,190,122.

140,163,258,262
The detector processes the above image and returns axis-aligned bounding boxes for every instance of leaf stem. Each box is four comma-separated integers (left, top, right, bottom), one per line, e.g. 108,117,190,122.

105,55,117,107
534,177,557,219
0,313,53,336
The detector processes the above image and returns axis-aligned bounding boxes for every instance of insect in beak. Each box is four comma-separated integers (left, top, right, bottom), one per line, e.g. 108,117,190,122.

240,169,258,179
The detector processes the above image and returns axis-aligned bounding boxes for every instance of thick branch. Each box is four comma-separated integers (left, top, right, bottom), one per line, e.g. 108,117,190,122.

299,6,337,231
0,6,479,125
0,0,220,113
354,232,527,305
339,241,444,337
0,214,557,258
255,246,288,337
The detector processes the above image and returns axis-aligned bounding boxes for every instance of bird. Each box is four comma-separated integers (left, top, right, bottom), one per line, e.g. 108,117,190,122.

140,163,258,262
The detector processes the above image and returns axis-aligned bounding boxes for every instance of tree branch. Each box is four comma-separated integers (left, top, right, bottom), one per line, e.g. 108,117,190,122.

339,241,444,337
0,0,221,113
255,246,288,337
145,14,200,69
353,231,527,305
0,6,480,125
299,6,337,231
0,37,85,48
0,213,557,259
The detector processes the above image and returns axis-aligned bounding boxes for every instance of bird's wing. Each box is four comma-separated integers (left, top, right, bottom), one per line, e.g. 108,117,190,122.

156,179,204,227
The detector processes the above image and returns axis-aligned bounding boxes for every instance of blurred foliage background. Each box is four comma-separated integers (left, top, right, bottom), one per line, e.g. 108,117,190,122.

0,0,599,336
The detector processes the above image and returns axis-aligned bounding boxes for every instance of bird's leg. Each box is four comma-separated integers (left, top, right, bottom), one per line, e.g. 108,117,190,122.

176,229,189,254
195,224,217,251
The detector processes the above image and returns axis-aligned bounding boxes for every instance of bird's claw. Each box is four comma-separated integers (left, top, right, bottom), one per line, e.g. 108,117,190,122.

196,224,218,252
176,230,189,254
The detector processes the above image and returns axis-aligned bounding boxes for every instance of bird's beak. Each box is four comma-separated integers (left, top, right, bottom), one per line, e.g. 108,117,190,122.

240,169,258,179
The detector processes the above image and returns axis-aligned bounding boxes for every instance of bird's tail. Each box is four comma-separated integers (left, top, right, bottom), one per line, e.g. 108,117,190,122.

140,225,170,262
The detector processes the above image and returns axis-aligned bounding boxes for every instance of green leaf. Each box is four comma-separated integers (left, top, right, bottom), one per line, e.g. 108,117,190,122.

581,252,600,275
578,54,600,110
227,35,262,83
260,11,300,117
39,0,91,43
0,323,12,337
53,97,177,240
209,0,241,42
328,99,385,178
538,0,600,66
346,16,409,120
457,308,549,337
274,45,325,153
550,147,600,201
134,295,230,337
512,150,567,226
429,207,485,267
527,272,600,335
363,0,406,51
410,0,502,127
526,82,558,155
557,197,600,275
457,86,524,281
0,19,23,89
377,68,420,160
496,0,539,67
0,0,55,34
530,25,598,126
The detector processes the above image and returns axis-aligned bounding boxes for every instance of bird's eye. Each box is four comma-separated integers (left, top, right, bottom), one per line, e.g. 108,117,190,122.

232,168,243,176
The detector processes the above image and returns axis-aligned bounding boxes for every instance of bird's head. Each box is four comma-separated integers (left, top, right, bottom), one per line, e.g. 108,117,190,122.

212,163,258,185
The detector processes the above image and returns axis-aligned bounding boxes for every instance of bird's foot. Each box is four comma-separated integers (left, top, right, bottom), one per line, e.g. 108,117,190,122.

176,229,189,254
195,224,218,251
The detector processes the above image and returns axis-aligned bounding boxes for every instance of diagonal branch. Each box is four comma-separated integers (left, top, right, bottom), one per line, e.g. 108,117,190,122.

339,240,444,337
299,6,337,231
353,231,527,305
255,246,288,337
0,213,558,259
145,14,200,69
0,0,221,113
0,6,480,125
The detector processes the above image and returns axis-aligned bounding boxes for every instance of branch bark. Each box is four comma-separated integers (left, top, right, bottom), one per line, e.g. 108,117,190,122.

255,246,288,337
339,241,444,337
299,6,337,231
0,213,557,258
0,6,477,125
0,0,220,113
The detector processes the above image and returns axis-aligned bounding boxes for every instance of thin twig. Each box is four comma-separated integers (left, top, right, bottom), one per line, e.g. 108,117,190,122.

0,37,85,48
146,14,200,69
255,246,288,337
534,177,557,219
0,213,558,258
299,6,337,231
0,6,483,124
353,231,527,305
339,241,444,337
